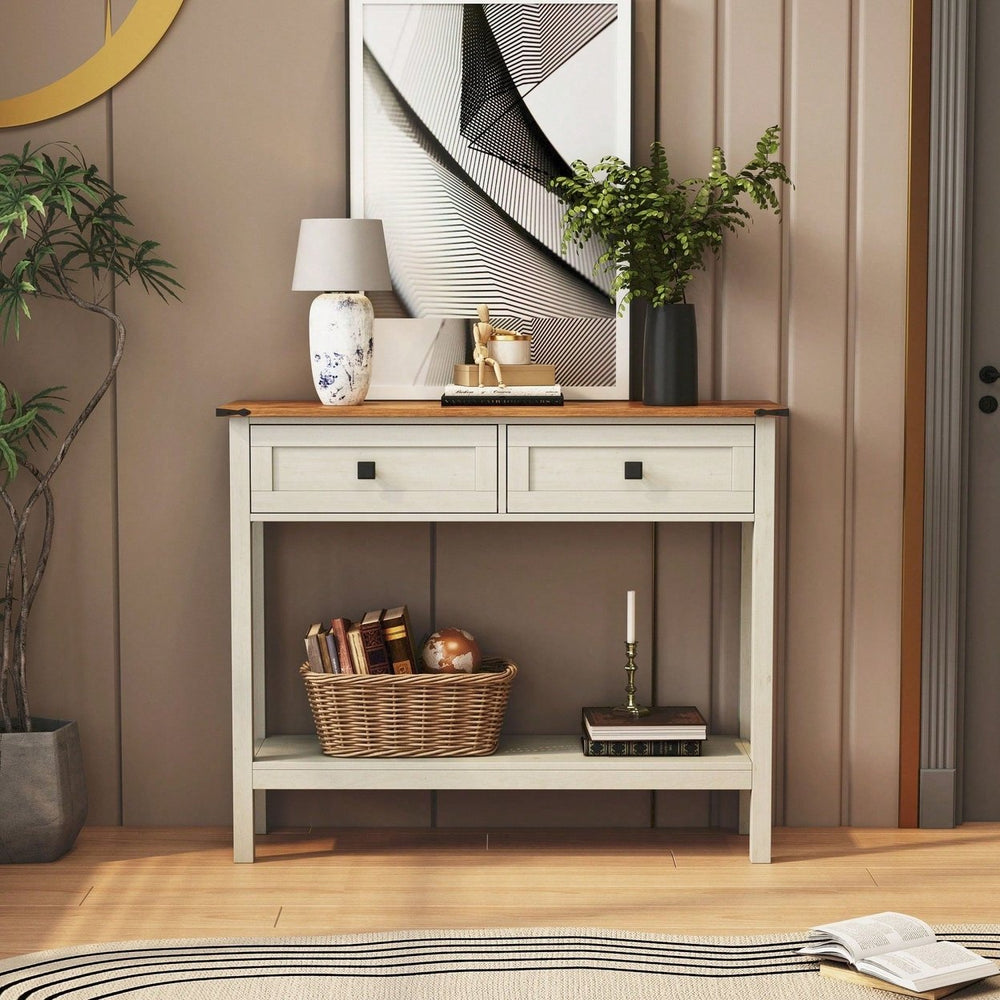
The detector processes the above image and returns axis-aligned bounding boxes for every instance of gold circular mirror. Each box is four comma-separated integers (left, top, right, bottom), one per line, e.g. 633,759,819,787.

0,1,184,127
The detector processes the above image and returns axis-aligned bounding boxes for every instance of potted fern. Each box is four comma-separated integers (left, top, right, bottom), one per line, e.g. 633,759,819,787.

550,125,791,404
0,143,179,862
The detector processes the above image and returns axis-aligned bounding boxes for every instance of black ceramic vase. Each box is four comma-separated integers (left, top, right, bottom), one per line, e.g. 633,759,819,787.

642,303,698,406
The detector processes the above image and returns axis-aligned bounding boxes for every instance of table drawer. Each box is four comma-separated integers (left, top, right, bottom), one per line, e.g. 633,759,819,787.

506,425,754,514
250,425,497,514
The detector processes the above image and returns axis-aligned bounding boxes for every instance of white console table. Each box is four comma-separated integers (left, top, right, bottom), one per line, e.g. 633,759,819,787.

222,399,784,863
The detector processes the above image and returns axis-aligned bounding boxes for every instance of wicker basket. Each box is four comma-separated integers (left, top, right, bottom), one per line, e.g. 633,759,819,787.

299,660,517,757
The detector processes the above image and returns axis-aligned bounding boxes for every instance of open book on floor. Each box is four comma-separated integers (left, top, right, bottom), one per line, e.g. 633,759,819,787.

819,962,987,999
800,912,998,996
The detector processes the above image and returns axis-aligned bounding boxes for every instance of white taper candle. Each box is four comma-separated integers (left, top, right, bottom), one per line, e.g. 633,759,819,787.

626,589,636,643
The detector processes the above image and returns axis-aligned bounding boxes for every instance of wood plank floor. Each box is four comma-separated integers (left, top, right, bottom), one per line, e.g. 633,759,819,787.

2,824,999,960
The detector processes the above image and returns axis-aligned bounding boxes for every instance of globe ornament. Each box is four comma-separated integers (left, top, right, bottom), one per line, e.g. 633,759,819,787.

421,628,482,674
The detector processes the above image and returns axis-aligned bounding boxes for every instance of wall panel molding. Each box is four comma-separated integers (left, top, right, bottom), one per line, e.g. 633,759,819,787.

919,0,971,828
844,0,909,827
2,0,915,831
899,0,931,829
783,0,853,826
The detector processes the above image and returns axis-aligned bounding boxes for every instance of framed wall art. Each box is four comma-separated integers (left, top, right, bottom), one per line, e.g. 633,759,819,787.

349,0,632,398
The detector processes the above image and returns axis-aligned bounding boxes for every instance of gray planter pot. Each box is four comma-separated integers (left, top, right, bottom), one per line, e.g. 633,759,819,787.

0,718,88,863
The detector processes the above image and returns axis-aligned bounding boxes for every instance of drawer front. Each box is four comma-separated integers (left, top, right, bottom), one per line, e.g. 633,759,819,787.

506,425,754,514
250,425,498,514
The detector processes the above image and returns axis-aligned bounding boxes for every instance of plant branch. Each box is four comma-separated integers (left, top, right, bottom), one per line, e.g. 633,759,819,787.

0,141,178,731
0,482,19,732
1,462,53,733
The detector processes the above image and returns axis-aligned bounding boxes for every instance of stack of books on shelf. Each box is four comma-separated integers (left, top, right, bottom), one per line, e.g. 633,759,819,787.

580,705,708,757
303,605,418,676
442,363,563,406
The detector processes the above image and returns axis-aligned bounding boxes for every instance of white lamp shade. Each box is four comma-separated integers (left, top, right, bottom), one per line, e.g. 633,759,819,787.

291,218,393,292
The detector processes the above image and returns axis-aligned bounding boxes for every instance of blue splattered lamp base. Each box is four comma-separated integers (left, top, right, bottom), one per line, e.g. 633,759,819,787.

308,292,374,405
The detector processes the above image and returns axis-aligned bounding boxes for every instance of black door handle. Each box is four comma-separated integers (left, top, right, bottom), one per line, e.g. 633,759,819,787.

980,365,1000,384
357,461,376,479
624,461,643,480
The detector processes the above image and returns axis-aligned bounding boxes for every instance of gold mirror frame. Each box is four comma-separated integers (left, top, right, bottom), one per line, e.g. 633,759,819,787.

0,0,184,128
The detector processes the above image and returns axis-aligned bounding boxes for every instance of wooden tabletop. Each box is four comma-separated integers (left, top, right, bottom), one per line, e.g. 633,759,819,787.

216,400,788,418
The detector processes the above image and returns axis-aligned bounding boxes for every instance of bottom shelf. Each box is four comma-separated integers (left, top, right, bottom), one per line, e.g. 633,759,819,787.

251,734,752,791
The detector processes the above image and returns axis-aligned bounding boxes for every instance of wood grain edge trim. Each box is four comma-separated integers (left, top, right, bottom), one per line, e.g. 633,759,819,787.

899,0,932,829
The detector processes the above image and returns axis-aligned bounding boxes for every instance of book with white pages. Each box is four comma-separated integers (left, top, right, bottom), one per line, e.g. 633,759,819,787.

582,706,707,741
442,383,563,396
799,912,998,995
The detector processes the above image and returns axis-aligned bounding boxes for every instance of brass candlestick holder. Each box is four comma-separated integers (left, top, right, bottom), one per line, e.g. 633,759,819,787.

613,640,650,716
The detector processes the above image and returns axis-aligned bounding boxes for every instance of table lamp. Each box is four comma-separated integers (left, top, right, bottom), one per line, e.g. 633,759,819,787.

292,218,393,405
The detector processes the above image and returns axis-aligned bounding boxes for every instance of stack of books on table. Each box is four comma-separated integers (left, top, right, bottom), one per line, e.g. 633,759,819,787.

442,364,563,406
580,705,708,757
302,605,418,675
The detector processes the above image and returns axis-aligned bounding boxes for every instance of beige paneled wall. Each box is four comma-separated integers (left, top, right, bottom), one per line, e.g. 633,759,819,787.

784,2,854,826
844,0,909,825
0,6,122,825
111,0,353,825
652,0,719,830
2,0,910,829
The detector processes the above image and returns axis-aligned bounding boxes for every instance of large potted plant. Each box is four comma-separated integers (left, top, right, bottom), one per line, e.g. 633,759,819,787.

0,143,178,862
551,125,791,405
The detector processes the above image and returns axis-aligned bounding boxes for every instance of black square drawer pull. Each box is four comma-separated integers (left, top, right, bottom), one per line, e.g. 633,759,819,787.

624,461,643,480
357,461,376,480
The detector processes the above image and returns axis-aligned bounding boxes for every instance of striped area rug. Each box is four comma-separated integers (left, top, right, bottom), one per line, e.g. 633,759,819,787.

2,928,999,999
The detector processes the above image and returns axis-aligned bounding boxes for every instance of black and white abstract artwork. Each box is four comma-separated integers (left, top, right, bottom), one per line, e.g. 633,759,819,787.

350,0,631,398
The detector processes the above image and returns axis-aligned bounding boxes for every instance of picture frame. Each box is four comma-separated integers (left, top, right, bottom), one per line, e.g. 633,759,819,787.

349,0,632,399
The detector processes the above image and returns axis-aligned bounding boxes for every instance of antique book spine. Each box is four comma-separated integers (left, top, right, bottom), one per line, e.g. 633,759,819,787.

381,606,416,674
360,610,393,674
346,622,368,674
322,631,341,673
580,738,703,757
303,623,325,673
441,393,564,407
329,618,355,674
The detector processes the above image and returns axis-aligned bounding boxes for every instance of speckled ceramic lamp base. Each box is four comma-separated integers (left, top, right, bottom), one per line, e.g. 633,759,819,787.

308,292,374,405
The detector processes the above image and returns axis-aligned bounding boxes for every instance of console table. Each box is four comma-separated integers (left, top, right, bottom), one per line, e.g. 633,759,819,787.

222,400,784,863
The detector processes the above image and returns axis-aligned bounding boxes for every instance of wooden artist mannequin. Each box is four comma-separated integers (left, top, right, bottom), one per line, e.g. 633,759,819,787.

473,304,522,387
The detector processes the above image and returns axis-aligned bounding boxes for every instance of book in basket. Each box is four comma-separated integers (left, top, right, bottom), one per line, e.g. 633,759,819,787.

800,912,998,996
